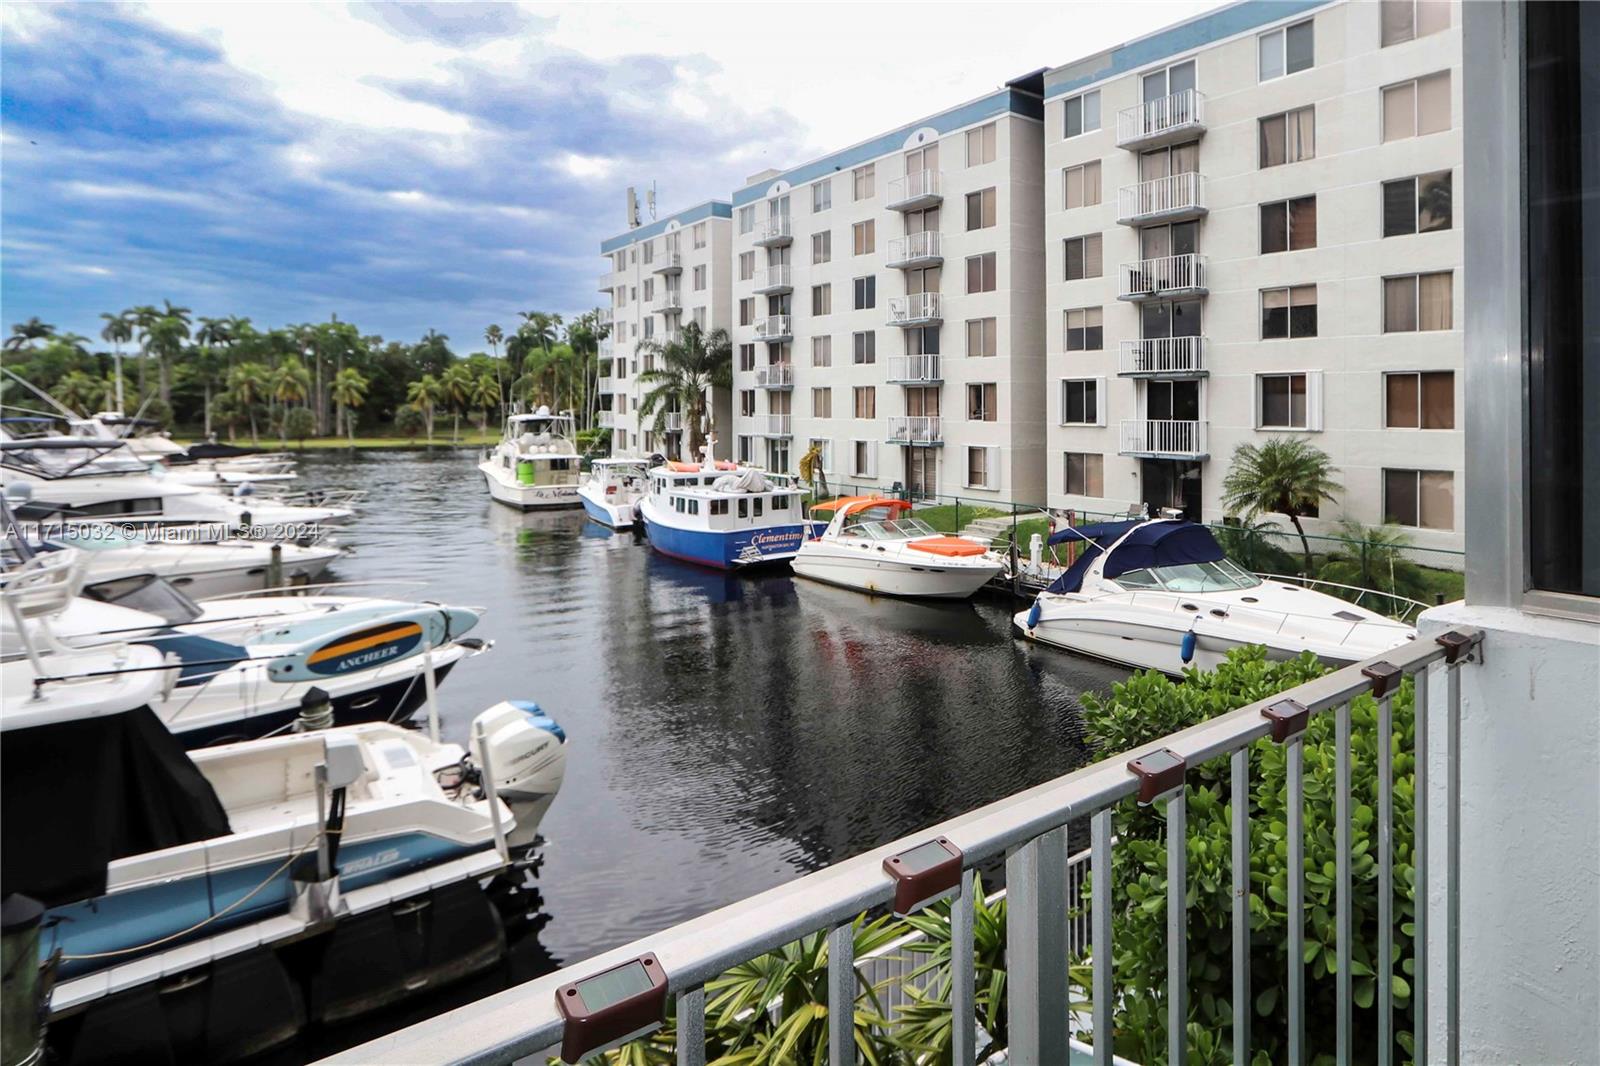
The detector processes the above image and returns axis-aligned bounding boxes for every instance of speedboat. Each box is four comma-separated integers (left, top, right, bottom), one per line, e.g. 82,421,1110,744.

638,459,820,569
68,409,298,475
478,406,583,511
576,457,650,529
792,496,1005,599
1013,518,1418,674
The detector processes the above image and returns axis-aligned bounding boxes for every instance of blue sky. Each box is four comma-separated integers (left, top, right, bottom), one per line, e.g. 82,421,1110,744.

1,1,1220,353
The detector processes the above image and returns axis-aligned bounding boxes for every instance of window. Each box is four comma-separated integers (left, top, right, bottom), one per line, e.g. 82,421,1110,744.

1060,379,1100,425
967,383,998,421
853,331,876,364
1383,272,1453,332
1383,469,1454,529
852,440,876,478
806,439,832,473
1385,371,1455,429
739,251,755,280
692,223,707,249
852,220,875,255
853,386,876,419
1063,452,1105,496
853,163,875,201
642,317,654,339
739,298,754,326
1258,373,1310,428
812,335,833,367
813,179,832,213
1382,73,1451,142
1064,307,1103,351
1259,19,1314,81
692,307,705,328
740,389,756,416
739,344,756,371
965,447,994,489
1260,196,1318,253
967,122,997,165
966,318,997,357
906,325,940,356
1063,234,1103,280
1064,91,1101,138
1382,171,1453,236
967,252,997,293
1260,285,1317,339
737,436,752,463
643,278,654,301
693,265,706,291
966,188,997,230
812,284,832,315
738,206,755,234
812,387,832,418
1260,106,1315,167
1381,0,1450,47
1141,59,1196,102
642,242,654,265
853,276,876,310
812,231,832,264
1062,162,1102,209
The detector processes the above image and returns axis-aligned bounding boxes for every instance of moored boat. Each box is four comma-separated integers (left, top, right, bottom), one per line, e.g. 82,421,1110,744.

792,496,1005,599
478,407,582,511
638,460,819,569
576,457,650,529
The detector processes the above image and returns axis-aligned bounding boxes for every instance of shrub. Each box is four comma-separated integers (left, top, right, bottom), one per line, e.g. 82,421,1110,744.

393,403,425,439
282,406,315,443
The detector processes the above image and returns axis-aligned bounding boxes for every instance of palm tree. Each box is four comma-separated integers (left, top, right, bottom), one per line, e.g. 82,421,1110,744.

99,312,134,409
440,364,474,443
227,362,270,444
330,367,369,444
1219,437,1344,574
470,373,500,434
636,322,732,462
51,370,103,415
484,323,505,402
1317,517,1428,614
143,313,190,406
128,304,160,395
189,345,229,438
270,357,312,444
406,373,444,444
6,317,55,350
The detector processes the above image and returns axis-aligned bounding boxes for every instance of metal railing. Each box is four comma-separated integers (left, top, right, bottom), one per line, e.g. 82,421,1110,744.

886,354,941,383
755,216,792,244
753,264,792,293
1119,418,1208,457
597,373,614,390
1117,172,1206,224
1119,252,1208,300
759,413,792,437
663,412,684,432
887,168,942,209
597,410,616,428
654,290,683,313
1118,337,1208,376
653,252,682,274
887,230,943,266
887,414,942,444
598,271,616,292
326,630,1478,1066
754,315,793,341
755,363,793,389
1116,88,1207,147
888,292,943,325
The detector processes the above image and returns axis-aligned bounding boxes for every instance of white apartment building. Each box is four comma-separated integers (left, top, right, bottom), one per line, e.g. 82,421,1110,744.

599,200,733,460
728,73,1048,504
1042,0,1465,551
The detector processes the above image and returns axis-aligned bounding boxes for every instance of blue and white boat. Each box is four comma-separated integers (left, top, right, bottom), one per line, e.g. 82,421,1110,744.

576,457,650,529
638,460,820,569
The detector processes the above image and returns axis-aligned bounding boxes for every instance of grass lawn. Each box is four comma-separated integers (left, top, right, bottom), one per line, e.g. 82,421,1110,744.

911,502,1008,534
177,433,498,450
1414,564,1466,606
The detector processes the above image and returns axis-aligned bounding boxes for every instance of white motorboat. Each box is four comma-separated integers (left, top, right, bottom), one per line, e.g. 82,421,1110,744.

68,409,298,475
1013,518,1418,674
576,457,650,529
478,406,582,511
792,496,1005,599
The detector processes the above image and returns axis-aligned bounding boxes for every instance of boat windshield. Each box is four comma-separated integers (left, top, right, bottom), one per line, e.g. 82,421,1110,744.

841,516,939,541
1114,558,1262,593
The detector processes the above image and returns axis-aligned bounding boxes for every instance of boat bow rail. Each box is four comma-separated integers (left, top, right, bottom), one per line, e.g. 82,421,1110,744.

321,629,1481,1066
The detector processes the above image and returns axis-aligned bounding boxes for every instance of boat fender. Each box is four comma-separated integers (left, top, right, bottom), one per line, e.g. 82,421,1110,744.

1180,628,1197,664
1026,601,1042,630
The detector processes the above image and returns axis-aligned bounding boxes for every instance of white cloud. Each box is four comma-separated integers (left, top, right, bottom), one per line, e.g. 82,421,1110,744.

60,180,220,210
559,152,615,180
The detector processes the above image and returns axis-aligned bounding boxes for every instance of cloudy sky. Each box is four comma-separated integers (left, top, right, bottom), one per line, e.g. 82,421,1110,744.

1,1,1222,352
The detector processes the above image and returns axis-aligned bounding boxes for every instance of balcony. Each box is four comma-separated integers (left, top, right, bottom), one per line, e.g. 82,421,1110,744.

1117,172,1208,226
663,412,684,433
754,315,793,343
1118,337,1209,378
654,291,683,314
597,410,616,428
885,355,942,384
886,169,942,211
757,413,792,437
1116,88,1207,150
598,371,614,391
753,265,793,296
755,363,793,390
598,271,616,293
754,216,792,248
888,292,943,327
1118,253,1208,301
652,252,682,275
1119,418,1209,459
886,231,943,269
886,415,943,446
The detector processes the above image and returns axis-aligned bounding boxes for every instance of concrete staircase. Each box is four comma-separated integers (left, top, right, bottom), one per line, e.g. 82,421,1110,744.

958,511,1050,543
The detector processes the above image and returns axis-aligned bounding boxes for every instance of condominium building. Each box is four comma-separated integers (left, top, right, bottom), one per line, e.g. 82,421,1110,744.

728,73,1048,503
599,200,733,460
1042,0,1464,551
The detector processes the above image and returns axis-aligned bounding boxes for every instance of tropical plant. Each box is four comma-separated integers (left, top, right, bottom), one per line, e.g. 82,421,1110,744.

394,403,426,440
1316,517,1428,615
798,442,829,497
227,361,270,443
636,322,732,462
406,373,443,443
142,312,191,406
99,311,134,409
282,406,316,445
886,875,1011,1062
330,368,370,444
1210,515,1298,575
50,370,104,416
5,317,55,350
470,373,500,434
440,364,475,443
1219,438,1343,574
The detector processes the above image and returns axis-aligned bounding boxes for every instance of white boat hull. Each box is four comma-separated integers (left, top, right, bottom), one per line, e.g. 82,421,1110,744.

479,461,581,511
792,543,1002,599
577,482,636,529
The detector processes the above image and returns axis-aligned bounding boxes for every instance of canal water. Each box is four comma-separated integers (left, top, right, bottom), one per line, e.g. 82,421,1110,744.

295,447,1128,1021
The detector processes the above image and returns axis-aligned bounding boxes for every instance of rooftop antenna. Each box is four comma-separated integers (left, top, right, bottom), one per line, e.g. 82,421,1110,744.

647,183,657,221
626,187,640,229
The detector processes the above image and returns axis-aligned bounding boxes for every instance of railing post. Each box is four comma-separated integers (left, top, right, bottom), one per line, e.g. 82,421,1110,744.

675,986,706,1066
951,868,976,1066
1377,691,1395,1066
1167,788,1189,1066
827,923,856,1066
1230,747,1250,1066
1287,736,1306,1066
1006,826,1069,1064
1336,701,1353,1066
1091,810,1114,1066
1413,668,1429,1065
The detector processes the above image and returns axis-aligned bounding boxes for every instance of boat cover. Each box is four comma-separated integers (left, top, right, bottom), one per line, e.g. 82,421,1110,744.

1046,521,1224,593
908,536,989,557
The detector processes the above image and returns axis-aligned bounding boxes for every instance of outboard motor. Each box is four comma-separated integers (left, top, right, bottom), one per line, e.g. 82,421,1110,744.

470,701,568,849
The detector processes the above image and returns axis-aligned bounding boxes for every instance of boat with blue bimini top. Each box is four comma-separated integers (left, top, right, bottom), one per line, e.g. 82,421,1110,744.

1013,517,1418,675
638,459,821,570
576,457,651,530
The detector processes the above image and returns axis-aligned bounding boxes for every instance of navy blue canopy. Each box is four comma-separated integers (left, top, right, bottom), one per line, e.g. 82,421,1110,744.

1045,520,1224,594
1046,519,1142,547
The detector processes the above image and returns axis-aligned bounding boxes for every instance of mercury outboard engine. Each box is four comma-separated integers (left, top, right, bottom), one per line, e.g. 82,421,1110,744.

469,701,568,848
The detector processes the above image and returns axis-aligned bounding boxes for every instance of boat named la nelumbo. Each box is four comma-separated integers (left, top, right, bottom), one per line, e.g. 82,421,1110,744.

791,496,1005,599
478,407,582,511
638,460,820,569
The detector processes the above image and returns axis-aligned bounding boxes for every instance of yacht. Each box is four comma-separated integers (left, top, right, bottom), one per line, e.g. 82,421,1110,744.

576,456,650,530
1013,518,1418,674
68,409,298,475
792,496,1005,599
638,460,819,569
478,407,582,511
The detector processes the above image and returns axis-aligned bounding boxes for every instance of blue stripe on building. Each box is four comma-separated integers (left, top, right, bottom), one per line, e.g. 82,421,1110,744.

600,200,733,255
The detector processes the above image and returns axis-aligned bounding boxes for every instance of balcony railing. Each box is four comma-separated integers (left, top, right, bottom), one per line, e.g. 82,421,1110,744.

755,363,794,389
886,415,943,445
1118,337,1209,377
597,410,616,428
598,372,614,390
888,292,943,327
1118,253,1208,301
758,413,792,437
1119,417,1209,458
336,631,1481,1066
886,169,943,211
1117,172,1208,225
663,412,684,432
1116,88,1207,149
753,265,793,295
754,216,793,247
886,231,943,269
654,291,683,313
885,355,942,383
652,252,682,275
754,315,793,342
598,271,616,293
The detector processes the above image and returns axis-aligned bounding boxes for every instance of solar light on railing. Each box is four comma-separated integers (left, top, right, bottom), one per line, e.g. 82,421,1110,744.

555,954,668,1064
1361,660,1403,698
1127,747,1187,805
1262,697,1310,742
882,836,963,917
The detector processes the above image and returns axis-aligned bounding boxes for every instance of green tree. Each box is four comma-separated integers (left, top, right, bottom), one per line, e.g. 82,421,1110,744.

330,367,370,444
270,356,312,444
636,322,732,462
406,373,443,443
394,402,426,440
1317,517,1428,616
143,312,190,407
5,317,55,351
99,311,134,409
470,373,500,434
51,370,104,416
440,363,474,443
283,406,316,446
227,362,270,444
1220,437,1343,575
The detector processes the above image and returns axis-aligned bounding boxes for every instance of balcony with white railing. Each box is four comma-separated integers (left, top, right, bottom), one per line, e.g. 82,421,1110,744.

1116,88,1207,150
757,413,792,437
886,169,942,211
1118,253,1208,301
597,308,613,326
888,292,943,327
597,410,616,428
652,252,682,275
755,363,793,390
754,216,793,247
752,265,793,295
663,412,684,433
886,230,943,269
598,370,614,390
1118,337,1209,378
598,271,617,293
885,354,942,384
754,315,793,343
654,290,683,314
886,415,943,446
1119,418,1209,458
1117,172,1208,226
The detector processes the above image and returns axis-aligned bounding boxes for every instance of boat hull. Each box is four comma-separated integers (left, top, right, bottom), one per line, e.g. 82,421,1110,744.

479,462,581,511
639,499,815,570
577,484,635,529
792,545,1001,599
